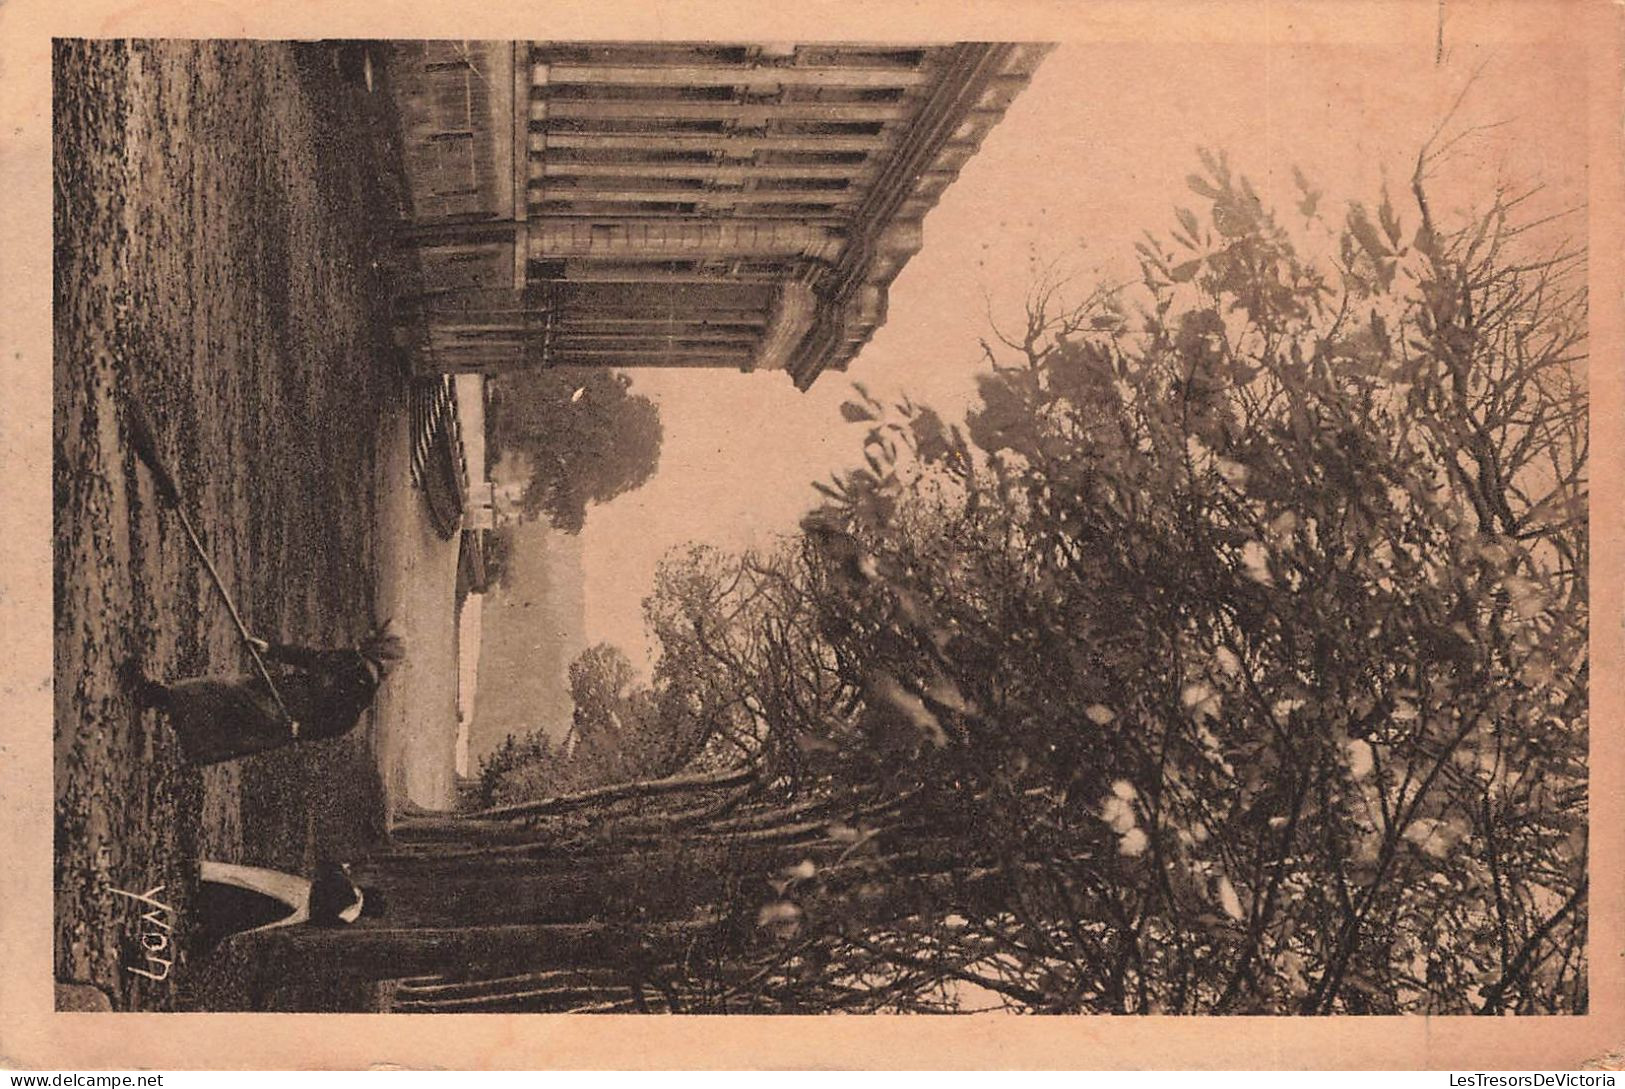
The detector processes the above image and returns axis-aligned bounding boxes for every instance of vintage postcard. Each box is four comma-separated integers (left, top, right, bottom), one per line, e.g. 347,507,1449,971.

2,0,1621,1070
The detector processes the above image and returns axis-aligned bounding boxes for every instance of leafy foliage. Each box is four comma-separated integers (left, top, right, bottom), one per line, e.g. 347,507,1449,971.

489,368,663,534
474,729,565,809
466,148,1585,1016
481,526,516,590
477,642,697,807
628,151,1587,1014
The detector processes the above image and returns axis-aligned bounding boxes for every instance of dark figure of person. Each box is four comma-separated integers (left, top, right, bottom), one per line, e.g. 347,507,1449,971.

193,859,387,952
124,626,405,765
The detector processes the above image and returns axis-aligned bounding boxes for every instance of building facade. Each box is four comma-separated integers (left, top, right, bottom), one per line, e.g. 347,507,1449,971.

389,41,1048,389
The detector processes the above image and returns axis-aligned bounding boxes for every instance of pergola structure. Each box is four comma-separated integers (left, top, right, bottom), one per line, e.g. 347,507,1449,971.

389,41,1049,388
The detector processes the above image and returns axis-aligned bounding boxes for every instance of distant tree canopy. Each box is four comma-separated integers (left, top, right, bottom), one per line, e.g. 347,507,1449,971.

480,525,516,590
476,641,700,808
460,147,1586,1015
567,643,647,777
474,728,561,809
489,368,663,534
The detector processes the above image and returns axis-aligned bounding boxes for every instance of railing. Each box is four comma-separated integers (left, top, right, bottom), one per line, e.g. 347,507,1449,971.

408,375,470,539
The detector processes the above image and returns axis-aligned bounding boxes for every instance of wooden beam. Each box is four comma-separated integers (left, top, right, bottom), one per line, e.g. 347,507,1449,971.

252,919,722,981
427,329,542,346
727,208,853,224
393,967,628,1002
542,100,909,123
536,131,892,153
542,63,931,88
557,281,776,310
529,44,940,66
527,44,793,65
552,261,781,284
533,160,869,181
552,330,761,345
534,184,858,204
561,304,772,320
556,314,767,328
511,41,531,233
551,345,752,357
528,218,842,259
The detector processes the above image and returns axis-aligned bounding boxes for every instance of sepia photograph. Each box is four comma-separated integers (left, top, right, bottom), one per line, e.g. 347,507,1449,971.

9,0,1622,1068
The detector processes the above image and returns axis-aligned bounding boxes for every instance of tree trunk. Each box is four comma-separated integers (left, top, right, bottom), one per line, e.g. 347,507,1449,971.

249,918,721,982
355,835,840,926
463,765,757,821
390,816,551,847
353,862,605,925
394,965,628,1001
391,966,654,1012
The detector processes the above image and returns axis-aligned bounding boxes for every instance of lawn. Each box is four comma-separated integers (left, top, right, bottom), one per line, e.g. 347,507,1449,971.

53,39,414,1009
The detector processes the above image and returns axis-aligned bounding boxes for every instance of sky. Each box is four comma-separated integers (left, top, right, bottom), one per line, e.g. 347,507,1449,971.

569,19,1588,671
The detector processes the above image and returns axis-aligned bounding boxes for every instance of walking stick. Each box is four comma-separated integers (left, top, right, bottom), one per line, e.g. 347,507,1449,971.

124,396,300,737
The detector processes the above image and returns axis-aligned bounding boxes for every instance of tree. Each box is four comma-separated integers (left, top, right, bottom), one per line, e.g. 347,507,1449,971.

477,644,679,807
489,368,663,533
481,526,517,590
474,729,563,810
596,147,1587,1014
642,541,855,784
203,148,1586,1017
754,147,1587,1014
567,642,642,779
